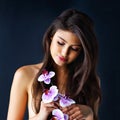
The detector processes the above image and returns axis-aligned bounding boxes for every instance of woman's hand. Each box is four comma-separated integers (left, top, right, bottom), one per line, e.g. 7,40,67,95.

61,104,93,120
37,101,59,120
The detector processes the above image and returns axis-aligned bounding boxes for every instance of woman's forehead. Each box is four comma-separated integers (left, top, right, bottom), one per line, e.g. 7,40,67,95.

53,29,81,45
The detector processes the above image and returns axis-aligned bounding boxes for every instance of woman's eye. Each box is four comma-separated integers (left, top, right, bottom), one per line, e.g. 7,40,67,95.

57,41,65,46
71,47,81,52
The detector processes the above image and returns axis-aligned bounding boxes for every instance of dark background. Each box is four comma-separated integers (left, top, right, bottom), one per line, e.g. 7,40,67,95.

0,0,119,119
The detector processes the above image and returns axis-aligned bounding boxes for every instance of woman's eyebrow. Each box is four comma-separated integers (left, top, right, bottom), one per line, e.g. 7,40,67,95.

58,36,67,42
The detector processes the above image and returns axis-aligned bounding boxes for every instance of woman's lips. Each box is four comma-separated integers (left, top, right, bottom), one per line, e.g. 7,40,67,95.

59,56,67,62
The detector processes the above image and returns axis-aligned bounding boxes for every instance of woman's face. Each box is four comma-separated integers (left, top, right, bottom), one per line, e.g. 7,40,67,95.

50,29,82,67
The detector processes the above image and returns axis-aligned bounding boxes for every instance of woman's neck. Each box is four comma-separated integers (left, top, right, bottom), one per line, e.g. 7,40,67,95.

53,64,68,77
53,64,69,94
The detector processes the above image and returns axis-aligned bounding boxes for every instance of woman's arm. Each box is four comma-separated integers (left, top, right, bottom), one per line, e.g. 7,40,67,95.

7,68,28,120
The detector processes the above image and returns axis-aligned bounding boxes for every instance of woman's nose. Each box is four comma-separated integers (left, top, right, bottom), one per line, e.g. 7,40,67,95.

61,47,69,57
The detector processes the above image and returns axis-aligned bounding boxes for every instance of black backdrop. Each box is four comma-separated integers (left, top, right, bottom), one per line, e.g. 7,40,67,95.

0,0,119,119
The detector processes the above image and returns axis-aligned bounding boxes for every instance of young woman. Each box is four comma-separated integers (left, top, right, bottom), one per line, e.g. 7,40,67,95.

7,9,101,120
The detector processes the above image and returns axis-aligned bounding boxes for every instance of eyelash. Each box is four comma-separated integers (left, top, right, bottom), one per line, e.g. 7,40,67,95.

57,41,65,46
71,47,80,52
57,41,81,52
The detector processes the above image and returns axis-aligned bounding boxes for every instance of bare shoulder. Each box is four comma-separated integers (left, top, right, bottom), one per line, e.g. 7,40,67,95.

14,63,43,79
13,63,43,91
15,63,42,76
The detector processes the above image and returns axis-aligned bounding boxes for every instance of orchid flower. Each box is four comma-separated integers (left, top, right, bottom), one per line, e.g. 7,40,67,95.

38,69,76,120
51,109,68,120
42,85,58,103
59,94,75,107
38,70,55,84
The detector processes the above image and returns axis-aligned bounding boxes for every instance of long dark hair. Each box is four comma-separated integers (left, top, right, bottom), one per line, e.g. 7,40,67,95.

32,8,101,120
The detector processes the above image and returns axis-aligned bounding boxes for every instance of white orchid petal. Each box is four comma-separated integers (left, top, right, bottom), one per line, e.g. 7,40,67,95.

50,86,58,97
42,93,54,103
38,74,45,82
42,85,58,103
59,97,75,107
52,109,64,118
48,71,55,78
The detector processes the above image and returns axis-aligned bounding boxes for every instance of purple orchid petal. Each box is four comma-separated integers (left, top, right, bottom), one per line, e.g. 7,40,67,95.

59,96,75,107
52,109,64,119
64,114,69,120
42,85,58,103
53,94,59,101
52,109,68,120
38,71,55,84
42,93,54,103
44,78,51,84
